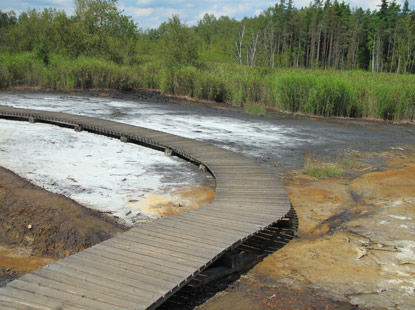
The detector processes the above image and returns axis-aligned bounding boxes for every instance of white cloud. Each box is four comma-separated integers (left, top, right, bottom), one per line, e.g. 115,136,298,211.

135,8,153,16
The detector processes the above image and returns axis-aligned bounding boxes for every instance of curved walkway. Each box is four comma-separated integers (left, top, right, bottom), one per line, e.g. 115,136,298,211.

0,105,291,310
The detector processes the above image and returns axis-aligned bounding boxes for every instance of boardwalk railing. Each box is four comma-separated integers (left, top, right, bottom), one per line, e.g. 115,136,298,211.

0,105,291,310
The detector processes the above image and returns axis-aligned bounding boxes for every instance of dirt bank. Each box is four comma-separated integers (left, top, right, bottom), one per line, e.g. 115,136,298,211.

0,166,126,286
197,146,415,310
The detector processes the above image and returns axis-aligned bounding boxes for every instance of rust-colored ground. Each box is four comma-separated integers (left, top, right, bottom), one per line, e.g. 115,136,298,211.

136,186,216,218
198,147,415,310
0,166,126,284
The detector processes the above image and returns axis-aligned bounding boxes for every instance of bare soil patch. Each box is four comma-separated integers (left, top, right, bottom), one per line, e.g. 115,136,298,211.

0,166,126,286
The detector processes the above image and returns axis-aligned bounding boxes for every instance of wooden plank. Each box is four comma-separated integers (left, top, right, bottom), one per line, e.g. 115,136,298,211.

75,250,184,283
0,299,40,310
19,274,142,310
208,205,288,219
172,213,258,235
56,254,172,295
89,243,196,274
125,227,225,252
46,262,161,304
117,232,220,259
31,267,153,307
193,208,273,225
95,240,203,269
83,245,191,279
182,211,264,231
8,280,119,310
160,216,246,240
109,236,211,265
139,222,234,248
0,288,83,310
69,252,176,290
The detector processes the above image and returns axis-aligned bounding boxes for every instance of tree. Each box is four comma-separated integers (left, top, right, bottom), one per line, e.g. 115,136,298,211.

160,15,201,68
74,0,138,62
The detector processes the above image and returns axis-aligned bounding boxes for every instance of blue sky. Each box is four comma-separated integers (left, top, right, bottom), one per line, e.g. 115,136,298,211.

0,0,412,29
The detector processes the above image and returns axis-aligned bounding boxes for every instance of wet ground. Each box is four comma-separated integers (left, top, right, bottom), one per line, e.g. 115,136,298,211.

0,166,125,287
1,89,415,308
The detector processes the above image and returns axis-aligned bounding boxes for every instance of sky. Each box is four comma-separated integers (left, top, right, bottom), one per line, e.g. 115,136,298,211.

0,0,413,29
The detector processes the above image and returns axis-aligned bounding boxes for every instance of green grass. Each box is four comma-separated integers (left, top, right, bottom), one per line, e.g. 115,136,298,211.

302,152,366,178
303,153,344,178
303,166,344,178
243,103,267,116
1,52,415,121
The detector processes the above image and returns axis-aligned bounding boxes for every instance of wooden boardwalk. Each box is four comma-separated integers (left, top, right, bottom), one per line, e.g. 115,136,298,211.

0,105,291,310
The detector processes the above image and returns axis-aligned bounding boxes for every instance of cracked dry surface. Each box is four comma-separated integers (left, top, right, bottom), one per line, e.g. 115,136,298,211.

198,148,415,310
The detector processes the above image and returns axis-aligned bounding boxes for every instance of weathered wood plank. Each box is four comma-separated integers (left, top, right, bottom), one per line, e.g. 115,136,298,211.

19,274,142,309
31,267,153,307
8,280,118,310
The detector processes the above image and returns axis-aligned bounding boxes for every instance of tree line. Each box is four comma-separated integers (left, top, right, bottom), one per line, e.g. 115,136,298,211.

0,0,414,74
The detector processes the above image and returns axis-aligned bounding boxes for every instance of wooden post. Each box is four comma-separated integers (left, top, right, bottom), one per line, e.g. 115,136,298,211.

74,125,83,132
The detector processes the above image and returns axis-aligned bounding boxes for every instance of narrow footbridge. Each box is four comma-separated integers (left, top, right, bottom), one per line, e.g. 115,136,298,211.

0,105,291,310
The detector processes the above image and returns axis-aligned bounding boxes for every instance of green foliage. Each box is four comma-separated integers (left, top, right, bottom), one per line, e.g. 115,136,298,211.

270,69,415,121
304,166,344,178
274,71,357,117
160,16,201,68
0,53,46,87
34,39,50,65
243,103,266,116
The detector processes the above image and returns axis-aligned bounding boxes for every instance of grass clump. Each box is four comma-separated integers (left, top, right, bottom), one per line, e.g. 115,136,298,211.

303,151,366,178
304,166,344,178
303,153,344,178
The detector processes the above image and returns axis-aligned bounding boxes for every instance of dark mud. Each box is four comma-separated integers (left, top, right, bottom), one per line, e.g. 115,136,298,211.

0,166,126,286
